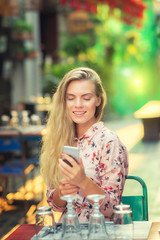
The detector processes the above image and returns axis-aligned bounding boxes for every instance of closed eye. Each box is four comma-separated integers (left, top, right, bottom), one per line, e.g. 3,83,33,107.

67,97,74,100
66,94,75,100
84,98,91,101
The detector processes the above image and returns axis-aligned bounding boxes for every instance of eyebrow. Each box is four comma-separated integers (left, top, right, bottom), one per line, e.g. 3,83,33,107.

66,93,94,97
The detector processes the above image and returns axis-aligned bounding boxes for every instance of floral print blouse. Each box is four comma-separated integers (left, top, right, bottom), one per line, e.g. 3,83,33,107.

46,121,128,223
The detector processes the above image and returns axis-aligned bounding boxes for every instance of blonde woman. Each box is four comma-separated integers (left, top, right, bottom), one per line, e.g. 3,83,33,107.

40,67,128,222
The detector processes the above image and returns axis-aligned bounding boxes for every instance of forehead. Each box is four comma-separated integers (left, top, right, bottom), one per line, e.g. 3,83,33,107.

66,79,96,94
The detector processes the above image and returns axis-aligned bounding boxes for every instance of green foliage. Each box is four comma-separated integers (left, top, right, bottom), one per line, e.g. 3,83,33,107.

63,34,93,56
12,19,33,32
42,3,160,116
41,74,60,95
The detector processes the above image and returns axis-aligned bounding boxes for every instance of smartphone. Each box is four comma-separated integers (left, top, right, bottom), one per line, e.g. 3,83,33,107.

62,146,80,166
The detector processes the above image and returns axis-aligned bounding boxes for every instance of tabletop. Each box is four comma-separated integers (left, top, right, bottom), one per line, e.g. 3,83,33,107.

0,125,45,138
134,100,160,119
148,222,160,239
3,221,159,240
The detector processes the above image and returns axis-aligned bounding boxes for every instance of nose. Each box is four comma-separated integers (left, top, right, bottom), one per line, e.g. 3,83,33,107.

75,97,83,108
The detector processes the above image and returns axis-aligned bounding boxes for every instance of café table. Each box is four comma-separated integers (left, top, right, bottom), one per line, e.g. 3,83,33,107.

148,222,160,239
3,221,159,240
134,100,160,141
0,125,45,202
0,125,45,139
0,125,45,171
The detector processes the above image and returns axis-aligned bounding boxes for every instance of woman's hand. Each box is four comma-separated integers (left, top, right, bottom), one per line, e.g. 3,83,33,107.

59,153,105,202
59,179,79,197
59,154,87,187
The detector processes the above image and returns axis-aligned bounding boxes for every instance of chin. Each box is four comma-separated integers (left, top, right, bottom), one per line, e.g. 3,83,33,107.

73,119,86,125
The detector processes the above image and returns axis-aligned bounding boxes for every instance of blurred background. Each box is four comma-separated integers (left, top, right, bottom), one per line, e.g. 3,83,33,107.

0,0,160,239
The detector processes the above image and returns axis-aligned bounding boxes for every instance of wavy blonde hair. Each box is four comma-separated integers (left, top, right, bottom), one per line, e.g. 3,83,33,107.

40,67,107,187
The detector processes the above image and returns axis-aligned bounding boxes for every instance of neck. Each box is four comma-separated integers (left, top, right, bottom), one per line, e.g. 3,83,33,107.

76,119,97,138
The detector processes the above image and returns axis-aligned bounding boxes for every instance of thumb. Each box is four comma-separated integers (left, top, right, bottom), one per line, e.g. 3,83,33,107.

79,157,83,166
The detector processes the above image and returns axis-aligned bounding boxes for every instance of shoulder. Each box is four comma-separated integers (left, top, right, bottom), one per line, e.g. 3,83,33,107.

95,122,120,143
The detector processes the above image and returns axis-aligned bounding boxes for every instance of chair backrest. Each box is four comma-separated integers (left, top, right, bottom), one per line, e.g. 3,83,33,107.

122,175,148,221
0,137,22,152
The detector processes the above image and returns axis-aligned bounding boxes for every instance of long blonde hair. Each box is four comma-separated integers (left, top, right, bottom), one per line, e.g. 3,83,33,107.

40,67,107,187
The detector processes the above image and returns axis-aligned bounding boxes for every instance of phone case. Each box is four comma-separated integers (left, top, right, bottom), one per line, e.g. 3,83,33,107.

62,146,80,162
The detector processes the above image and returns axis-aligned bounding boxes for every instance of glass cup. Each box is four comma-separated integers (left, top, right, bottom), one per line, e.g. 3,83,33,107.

10,110,19,127
36,206,55,240
61,194,82,239
1,114,10,126
30,114,41,125
113,204,133,240
21,110,30,126
87,194,109,240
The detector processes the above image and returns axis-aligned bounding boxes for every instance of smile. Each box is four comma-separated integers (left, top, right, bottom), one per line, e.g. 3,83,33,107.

73,111,86,116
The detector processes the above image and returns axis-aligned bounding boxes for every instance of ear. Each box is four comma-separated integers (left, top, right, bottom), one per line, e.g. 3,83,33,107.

96,97,101,107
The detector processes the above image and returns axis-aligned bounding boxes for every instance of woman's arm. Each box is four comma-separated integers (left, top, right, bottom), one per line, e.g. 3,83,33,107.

98,138,128,217
46,181,79,210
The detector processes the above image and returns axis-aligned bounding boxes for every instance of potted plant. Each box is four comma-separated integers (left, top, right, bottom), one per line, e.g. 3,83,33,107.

12,19,33,40
25,47,36,59
16,46,26,60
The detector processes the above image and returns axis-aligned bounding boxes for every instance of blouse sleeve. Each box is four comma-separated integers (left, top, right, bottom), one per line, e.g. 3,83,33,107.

98,135,129,219
46,183,66,212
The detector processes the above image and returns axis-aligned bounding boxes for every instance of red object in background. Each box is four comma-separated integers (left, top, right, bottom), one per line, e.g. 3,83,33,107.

0,0,147,26
59,0,146,25
60,0,67,5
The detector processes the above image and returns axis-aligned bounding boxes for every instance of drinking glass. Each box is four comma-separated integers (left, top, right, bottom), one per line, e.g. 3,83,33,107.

113,204,133,240
10,110,19,127
36,206,55,240
87,194,109,240
1,114,10,126
61,194,81,239
30,114,41,125
21,110,30,126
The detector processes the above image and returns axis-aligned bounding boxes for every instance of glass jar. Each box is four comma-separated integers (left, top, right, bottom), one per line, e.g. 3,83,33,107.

36,206,55,239
113,204,133,240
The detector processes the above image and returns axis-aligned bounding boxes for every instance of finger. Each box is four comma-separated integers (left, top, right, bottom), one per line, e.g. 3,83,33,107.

60,178,69,185
59,158,73,172
59,162,72,178
60,183,78,194
59,159,72,175
61,189,78,196
60,179,77,188
79,157,83,166
66,185,79,191
62,153,78,168
60,181,79,190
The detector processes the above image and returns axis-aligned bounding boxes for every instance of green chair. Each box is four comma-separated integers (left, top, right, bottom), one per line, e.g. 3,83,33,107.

122,175,148,221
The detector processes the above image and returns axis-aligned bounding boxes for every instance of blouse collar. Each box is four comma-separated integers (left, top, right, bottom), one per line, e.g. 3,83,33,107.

75,121,104,142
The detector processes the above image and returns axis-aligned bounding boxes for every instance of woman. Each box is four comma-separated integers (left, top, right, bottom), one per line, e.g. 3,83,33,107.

40,67,128,222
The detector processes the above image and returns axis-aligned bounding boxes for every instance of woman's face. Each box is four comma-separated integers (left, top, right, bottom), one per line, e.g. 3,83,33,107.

66,79,101,131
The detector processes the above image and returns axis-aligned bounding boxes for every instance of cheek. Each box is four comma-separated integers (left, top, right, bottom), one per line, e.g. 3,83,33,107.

86,101,97,111
66,102,72,110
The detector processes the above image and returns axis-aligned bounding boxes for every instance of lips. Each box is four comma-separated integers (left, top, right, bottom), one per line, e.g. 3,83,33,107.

73,111,86,116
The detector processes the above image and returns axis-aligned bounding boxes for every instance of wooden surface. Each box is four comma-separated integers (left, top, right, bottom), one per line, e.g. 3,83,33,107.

134,101,160,119
148,222,160,240
3,224,35,240
134,101,160,141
